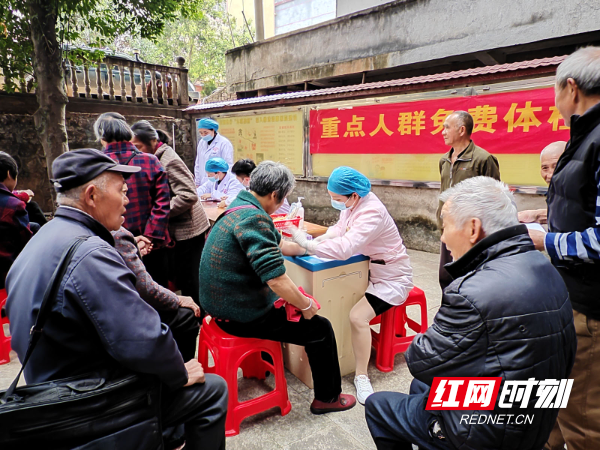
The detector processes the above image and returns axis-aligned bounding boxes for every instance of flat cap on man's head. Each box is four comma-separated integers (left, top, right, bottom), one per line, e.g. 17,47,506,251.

51,148,140,192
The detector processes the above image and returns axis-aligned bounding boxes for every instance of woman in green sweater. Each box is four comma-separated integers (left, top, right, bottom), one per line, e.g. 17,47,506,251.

200,161,356,414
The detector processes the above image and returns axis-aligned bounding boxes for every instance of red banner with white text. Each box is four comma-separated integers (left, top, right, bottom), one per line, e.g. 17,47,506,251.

309,87,569,155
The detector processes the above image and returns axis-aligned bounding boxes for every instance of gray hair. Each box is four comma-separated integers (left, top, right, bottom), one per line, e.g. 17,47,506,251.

56,173,108,206
249,161,295,202
439,176,518,235
556,47,600,96
131,120,159,146
94,112,133,143
450,111,474,136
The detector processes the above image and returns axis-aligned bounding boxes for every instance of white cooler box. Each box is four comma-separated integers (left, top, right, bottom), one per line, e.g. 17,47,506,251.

282,254,369,388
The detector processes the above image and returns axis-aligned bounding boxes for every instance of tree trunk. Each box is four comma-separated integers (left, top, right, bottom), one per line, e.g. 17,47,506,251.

27,0,69,190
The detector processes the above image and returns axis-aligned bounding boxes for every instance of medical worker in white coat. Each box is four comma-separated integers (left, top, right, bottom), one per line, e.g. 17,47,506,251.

194,118,234,187
197,157,244,207
230,158,290,214
291,166,413,404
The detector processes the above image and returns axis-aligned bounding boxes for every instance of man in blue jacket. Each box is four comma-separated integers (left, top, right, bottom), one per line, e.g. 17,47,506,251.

6,149,227,450
365,176,575,450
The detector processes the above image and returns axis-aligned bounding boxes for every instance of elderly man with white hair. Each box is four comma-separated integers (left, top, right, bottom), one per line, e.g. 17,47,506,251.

365,176,575,450
527,46,600,450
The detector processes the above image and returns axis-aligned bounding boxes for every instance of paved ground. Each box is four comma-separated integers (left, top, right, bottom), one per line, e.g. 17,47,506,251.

0,249,442,450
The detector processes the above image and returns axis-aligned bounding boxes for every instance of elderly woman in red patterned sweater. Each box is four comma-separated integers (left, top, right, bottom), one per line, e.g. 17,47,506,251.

94,112,171,287
112,226,200,362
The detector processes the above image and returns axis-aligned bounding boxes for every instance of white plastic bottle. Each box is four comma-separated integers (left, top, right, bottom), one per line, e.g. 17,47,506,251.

297,197,305,230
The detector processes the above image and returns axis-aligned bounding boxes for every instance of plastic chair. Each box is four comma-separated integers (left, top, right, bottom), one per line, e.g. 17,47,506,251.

198,316,292,436
369,286,428,372
0,289,11,365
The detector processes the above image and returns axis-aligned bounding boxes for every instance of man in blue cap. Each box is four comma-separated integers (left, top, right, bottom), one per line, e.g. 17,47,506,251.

194,118,234,187
6,148,228,449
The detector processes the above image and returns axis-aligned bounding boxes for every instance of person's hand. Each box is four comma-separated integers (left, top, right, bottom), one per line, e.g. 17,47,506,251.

528,229,546,251
289,226,305,246
184,360,205,386
218,200,227,208
23,189,34,201
220,195,228,201
301,296,319,320
518,210,539,223
201,193,212,200
178,295,201,317
14,189,34,202
289,227,317,254
135,235,153,256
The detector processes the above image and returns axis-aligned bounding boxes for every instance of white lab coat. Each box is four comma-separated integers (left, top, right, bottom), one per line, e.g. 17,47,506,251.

197,171,244,202
194,133,234,187
314,192,413,306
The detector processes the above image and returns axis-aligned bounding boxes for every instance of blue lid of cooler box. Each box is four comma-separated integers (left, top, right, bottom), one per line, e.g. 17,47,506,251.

284,254,369,272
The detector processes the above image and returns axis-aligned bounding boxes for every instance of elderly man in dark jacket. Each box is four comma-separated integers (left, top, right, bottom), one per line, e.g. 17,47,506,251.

5,149,227,450
365,176,576,450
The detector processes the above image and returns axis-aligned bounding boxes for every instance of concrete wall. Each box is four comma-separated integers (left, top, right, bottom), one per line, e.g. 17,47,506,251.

289,180,546,253
1,112,194,212
226,0,600,92
336,0,393,17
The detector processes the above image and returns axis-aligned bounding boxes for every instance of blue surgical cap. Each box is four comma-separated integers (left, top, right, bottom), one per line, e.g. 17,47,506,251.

197,118,219,131
205,157,229,173
327,166,371,197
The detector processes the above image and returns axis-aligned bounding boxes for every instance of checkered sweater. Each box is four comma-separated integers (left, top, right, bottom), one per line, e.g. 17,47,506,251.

104,141,170,243
199,190,286,323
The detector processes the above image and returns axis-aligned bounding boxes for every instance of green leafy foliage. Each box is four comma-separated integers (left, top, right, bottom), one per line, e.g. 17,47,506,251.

1,4,34,92
0,0,204,92
78,0,252,95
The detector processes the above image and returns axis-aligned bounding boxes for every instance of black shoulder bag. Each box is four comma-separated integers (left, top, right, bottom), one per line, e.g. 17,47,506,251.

0,237,163,450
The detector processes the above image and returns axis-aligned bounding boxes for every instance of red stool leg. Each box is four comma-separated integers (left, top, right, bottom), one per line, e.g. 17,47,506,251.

197,323,213,371
375,308,397,372
394,307,408,338
223,348,243,437
0,290,10,365
269,345,292,416
419,294,429,333
0,333,10,365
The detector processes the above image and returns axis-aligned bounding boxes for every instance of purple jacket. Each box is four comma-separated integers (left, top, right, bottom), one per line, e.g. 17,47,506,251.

0,183,32,289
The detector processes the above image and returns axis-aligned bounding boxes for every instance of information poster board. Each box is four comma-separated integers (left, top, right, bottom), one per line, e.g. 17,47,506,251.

212,111,304,175
310,87,570,186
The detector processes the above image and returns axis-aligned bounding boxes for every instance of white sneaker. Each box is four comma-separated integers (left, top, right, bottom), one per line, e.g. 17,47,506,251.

354,375,374,405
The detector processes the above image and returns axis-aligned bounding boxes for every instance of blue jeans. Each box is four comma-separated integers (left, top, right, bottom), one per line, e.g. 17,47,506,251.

365,379,453,450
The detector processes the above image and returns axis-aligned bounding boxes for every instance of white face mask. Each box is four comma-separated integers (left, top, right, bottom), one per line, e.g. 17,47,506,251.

330,196,353,211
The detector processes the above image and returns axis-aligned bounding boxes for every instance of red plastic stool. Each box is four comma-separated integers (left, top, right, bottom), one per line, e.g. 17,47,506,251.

370,286,428,372
198,316,291,436
0,289,11,365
